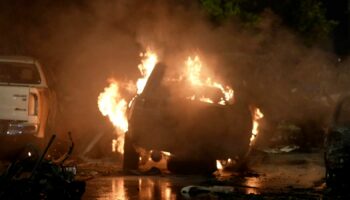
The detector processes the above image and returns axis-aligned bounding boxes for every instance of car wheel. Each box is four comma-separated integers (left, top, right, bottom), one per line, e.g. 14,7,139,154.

122,133,139,172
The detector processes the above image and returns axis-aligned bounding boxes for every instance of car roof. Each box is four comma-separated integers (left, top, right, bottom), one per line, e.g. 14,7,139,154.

0,56,36,64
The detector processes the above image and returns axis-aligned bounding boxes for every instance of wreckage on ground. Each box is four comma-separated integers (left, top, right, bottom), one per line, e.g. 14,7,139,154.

0,133,85,199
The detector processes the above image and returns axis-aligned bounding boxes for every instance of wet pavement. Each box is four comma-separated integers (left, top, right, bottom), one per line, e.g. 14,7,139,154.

82,174,323,200
83,175,203,200
82,175,263,200
0,149,329,199
81,151,326,199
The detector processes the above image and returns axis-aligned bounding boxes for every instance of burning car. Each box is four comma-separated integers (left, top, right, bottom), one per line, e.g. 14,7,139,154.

123,62,253,173
325,95,350,189
98,49,262,173
0,56,50,151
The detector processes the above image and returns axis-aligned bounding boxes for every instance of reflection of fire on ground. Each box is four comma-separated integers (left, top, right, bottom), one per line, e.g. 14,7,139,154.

108,178,176,200
98,48,264,172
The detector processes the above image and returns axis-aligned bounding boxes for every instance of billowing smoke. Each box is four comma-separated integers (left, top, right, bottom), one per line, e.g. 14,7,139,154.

0,0,345,155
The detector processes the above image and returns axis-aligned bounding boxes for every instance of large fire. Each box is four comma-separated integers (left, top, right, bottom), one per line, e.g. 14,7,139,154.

98,81,128,133
98,49,262,155
98,49,157,154
98,80,128,153
185,56,234,105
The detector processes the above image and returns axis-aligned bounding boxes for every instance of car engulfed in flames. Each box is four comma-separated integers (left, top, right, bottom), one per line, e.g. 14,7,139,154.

98,49,263,173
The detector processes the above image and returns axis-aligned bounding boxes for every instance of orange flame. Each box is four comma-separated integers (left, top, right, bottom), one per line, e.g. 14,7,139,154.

199,97,214,104
250,107,264,145
98,49,158,154
98,50,242,154
185,56,234,105
216,160,223,170
136,50,158,94
98,80,128,153
98,81,128,133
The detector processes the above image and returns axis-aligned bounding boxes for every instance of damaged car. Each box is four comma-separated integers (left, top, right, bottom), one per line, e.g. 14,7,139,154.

0,133,85,199
123,62,253,173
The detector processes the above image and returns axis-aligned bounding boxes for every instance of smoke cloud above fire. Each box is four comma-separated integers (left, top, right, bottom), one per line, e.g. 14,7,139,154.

0,0,344,155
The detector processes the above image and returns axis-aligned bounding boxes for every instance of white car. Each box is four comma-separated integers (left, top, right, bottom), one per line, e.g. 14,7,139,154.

0,56,50,138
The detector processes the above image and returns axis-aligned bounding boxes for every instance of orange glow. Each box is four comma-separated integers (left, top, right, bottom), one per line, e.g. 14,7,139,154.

136,49,158,94
216,158,234,171
112,139,117,152
199,97,214,104
216,160,223,170
186,56,202,86
250,107,264,145
245,177,260,195
161,151,172,157
99,49,242,155
98,80,128,153
111,179,127,200
98,49,158,154
98,81,128,132
185,56,234,105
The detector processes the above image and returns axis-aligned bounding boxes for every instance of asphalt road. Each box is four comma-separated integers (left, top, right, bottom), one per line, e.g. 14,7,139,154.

81,151,326,200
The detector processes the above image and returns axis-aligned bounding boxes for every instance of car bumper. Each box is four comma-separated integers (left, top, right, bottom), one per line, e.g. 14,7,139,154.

0,120,39,136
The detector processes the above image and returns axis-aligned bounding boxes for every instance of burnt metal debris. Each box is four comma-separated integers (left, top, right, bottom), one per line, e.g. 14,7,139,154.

0,133,85,200
181,185,234,198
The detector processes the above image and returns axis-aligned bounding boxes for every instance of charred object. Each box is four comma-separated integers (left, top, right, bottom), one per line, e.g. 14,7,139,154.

123,63,252,174
325,96,350,190
0,133,85,199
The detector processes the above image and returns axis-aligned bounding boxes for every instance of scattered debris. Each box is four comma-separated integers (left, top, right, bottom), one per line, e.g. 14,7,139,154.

181,185,234,198
0,133,85,199
263,145,300,154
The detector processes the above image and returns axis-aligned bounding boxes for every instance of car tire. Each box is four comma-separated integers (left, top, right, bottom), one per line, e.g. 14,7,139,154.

122,133,139,172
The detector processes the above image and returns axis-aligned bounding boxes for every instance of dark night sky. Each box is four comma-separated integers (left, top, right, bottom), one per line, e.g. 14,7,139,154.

0,0,349,56
323,0,350,56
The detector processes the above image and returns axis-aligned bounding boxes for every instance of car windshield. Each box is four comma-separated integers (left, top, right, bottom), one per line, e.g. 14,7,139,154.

0,62,41,84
